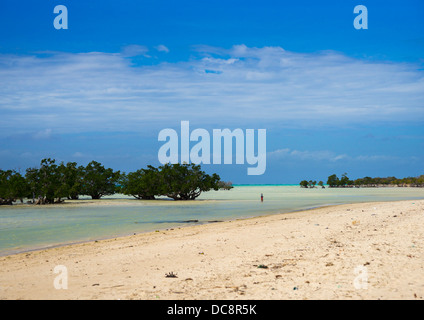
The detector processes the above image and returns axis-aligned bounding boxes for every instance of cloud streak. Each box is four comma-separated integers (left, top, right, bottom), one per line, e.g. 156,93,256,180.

268,148,416,163
268,148,348,162
0,45,423,136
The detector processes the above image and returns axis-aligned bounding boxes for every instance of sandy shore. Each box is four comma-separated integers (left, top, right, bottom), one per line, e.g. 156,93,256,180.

0,199,423,300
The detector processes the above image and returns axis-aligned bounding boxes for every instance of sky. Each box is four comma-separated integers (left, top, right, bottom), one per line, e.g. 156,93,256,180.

0,0,423,184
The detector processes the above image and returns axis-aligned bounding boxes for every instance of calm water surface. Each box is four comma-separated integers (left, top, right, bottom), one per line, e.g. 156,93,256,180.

0,186,423,255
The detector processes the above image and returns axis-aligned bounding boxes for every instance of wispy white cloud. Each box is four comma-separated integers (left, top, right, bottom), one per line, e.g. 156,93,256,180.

268,148,418,163
32,128,53,140
121,45,149,57
72,152,84,158
268,148,348,162
354,155,398,162
6,129,55,141
0,45,423,136
155,45,169,53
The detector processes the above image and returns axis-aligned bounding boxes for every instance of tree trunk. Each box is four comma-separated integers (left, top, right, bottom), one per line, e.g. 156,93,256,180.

141,195,155,200
0,198,14,205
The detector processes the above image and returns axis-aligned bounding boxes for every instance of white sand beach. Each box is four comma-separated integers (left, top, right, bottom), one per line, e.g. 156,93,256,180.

0,199,423,300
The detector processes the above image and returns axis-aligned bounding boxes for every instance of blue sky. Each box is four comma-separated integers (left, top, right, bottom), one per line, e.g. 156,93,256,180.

0,0,423,183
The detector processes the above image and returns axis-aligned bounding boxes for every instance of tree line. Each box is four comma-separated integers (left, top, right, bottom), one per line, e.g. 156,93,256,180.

0,159,233,205
300,172,424,188
299,180,325,188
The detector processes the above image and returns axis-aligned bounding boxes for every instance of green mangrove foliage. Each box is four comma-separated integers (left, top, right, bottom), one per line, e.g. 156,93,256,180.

0,159,232,205
300,173,424,188
81,161,121,200
0,169,27,205
120,163,231,200
299,180,323,188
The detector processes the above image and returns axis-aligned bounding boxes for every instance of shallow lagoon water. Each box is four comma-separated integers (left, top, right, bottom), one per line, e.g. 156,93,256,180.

0,186,423,255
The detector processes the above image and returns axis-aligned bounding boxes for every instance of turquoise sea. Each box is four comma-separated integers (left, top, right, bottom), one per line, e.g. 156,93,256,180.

0,185,423,255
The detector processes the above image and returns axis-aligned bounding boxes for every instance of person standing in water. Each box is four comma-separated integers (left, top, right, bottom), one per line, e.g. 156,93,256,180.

261,193,263,202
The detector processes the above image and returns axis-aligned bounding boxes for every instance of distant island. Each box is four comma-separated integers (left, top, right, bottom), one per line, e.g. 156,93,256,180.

0,158,233,205
300,173,424,188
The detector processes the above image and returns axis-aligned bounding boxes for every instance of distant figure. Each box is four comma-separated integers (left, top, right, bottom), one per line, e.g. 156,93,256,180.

261,193,263,202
